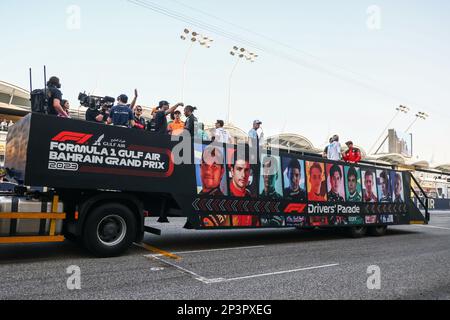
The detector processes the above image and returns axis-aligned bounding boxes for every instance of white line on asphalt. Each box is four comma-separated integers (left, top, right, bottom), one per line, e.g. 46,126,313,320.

221,264,340,283
143,245,265,257
413,225,450,231
148,255,211,284
173,245,266,255
146,253,339,285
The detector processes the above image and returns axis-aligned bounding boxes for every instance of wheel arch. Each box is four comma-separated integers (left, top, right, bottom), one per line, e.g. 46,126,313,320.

77,192,145,243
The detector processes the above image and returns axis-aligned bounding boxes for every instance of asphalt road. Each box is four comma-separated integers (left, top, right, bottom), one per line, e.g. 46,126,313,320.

0,212,449,300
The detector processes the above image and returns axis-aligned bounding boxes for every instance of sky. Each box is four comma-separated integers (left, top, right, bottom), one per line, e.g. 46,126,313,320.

1,0,449,164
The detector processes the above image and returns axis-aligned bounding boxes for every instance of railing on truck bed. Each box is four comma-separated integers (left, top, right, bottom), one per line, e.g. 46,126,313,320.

0,195,66,244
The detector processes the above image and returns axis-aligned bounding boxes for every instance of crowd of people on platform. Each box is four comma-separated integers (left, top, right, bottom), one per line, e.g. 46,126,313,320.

43,75,360,162
323,135,362,163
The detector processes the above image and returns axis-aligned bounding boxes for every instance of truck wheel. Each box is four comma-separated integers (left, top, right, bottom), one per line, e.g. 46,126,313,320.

348,226,367,238
368,226,388,237
83,203,137,258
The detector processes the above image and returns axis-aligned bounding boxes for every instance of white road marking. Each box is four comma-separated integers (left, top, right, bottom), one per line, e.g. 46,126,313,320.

146,253,339,285
148,255,211,284
143,245,265,258
173,245,266,255
221,264,340,283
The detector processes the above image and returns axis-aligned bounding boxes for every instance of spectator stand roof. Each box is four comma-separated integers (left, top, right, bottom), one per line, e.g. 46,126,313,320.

434,164,450,173
265,133,320,154
0,81,31,117
205,123,249,143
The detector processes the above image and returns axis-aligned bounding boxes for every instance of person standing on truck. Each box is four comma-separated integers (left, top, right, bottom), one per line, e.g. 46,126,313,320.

213,120,232,144
343,141,362,163
184,105,198,137
167,111,185,136
199,146,225,196
248,120,264,145
323,138,333,158
327,135,341,161
197,123,210,141
60,100,71,118
328,165,345,202
133,105,147,130
284,159,307,201
154,101,184,134
107,94,135,128
47,76,69,118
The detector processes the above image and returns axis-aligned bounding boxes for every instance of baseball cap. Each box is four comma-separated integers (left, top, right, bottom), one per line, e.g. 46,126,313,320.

253,120,262,125
159,100,170,108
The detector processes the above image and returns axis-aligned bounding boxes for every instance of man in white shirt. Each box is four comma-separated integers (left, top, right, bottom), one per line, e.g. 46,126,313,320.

248,120,264,144
214,120,232,144
327,135,342,161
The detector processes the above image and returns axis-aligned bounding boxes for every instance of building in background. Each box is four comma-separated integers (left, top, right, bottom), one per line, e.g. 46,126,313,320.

388,129,413,158
0,81,31,166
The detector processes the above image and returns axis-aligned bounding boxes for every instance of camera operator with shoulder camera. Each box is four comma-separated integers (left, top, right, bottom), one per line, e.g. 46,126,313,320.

85,103,107,123
47,76,69,118
79,92,115,124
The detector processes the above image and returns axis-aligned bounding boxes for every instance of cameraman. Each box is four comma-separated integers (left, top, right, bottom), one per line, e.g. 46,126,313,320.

107,94,135,128
47,76,69,118
86,103,108,124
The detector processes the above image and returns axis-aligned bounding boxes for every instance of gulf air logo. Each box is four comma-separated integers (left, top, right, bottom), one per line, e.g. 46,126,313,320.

52,131,93,144
284,204,307,214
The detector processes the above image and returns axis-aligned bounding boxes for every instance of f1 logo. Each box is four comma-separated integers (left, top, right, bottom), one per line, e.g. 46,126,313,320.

52,131,93,144
284,204,307,214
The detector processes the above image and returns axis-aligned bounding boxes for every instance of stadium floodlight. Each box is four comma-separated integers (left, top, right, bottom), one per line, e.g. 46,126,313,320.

405,111,430,133
397,105,410,113
179,28,213,101
227,46,259,124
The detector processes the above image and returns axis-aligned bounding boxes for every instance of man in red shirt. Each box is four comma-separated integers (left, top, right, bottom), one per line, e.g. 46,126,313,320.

343,141,362,163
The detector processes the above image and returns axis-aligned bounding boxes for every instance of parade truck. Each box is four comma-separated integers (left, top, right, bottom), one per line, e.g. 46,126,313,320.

0,113,430,257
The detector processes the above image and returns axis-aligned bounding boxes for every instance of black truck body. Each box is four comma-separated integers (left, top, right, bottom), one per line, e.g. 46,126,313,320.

2,114,428,256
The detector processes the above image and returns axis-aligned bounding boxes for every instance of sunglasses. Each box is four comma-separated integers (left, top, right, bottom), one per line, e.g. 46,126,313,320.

136,109,143,112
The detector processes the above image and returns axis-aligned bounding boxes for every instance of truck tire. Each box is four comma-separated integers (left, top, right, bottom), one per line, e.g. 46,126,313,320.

83,203,137,258
348,226,367,238
368,226,388,237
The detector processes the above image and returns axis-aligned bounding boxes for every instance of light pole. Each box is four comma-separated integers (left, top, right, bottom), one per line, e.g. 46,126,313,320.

405,111,429,133
180,28,213,102
368,105,410,155
227,46,258,124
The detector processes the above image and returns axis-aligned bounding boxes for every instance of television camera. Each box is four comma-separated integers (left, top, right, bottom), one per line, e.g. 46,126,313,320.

78,92,115,110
